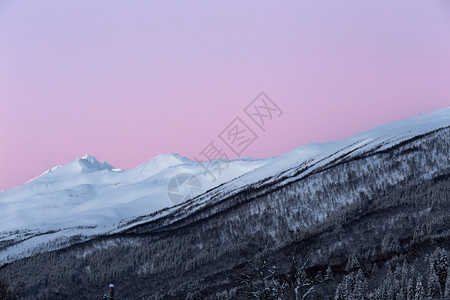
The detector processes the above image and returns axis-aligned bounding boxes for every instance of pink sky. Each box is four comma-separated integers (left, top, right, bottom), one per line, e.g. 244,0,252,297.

1,1,450,190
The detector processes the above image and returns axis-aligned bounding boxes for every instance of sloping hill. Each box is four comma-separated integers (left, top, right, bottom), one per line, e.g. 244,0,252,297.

0,108,448,299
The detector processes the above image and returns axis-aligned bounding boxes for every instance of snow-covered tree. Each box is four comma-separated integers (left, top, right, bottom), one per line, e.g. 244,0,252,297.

414,275,425,300
445,269,450,297
354,269,368,299
325,266,334,281
239,258,283,299
427,272,441,298
401,261,410,298
334,270,368,300
290,256,314,300
381,234,400,254
430,247,448,293
406,278,414,300
345,254,361,272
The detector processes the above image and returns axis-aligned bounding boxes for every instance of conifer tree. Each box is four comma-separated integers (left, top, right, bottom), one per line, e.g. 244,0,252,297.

406,278,414,300
345,254,361,272
431,247,448,292
354,269,368,300
414,275,425,300
427,272,441,298
325,266,334,281
445,269,450,297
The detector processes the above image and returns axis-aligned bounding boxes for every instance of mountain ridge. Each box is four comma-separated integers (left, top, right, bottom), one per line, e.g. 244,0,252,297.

0,107,449,267
0,107,449,299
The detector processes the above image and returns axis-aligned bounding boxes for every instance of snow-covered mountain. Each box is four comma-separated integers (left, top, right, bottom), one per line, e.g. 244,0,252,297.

0,153,268,264
0,107,449,299
0,107,449,266
118,106,450,233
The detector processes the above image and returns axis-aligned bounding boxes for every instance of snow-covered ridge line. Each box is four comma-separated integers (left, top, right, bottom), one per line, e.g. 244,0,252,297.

0,106,449,265
126,126,449,238
118,107,450,234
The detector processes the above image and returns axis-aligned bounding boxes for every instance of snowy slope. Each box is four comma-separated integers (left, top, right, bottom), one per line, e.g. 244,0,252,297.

0,107,449,265
118,107,450,233
0,154,268,264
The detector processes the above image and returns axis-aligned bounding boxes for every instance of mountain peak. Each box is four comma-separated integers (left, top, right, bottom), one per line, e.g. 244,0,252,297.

80,153,101,165
128,153,193,179
73,154,114,172
81,153,97,160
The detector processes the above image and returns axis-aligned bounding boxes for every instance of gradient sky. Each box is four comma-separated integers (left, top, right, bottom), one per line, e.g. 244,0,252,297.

1,1,450,190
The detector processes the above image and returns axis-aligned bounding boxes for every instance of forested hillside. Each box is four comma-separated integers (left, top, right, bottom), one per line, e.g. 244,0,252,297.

0,126,448,299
